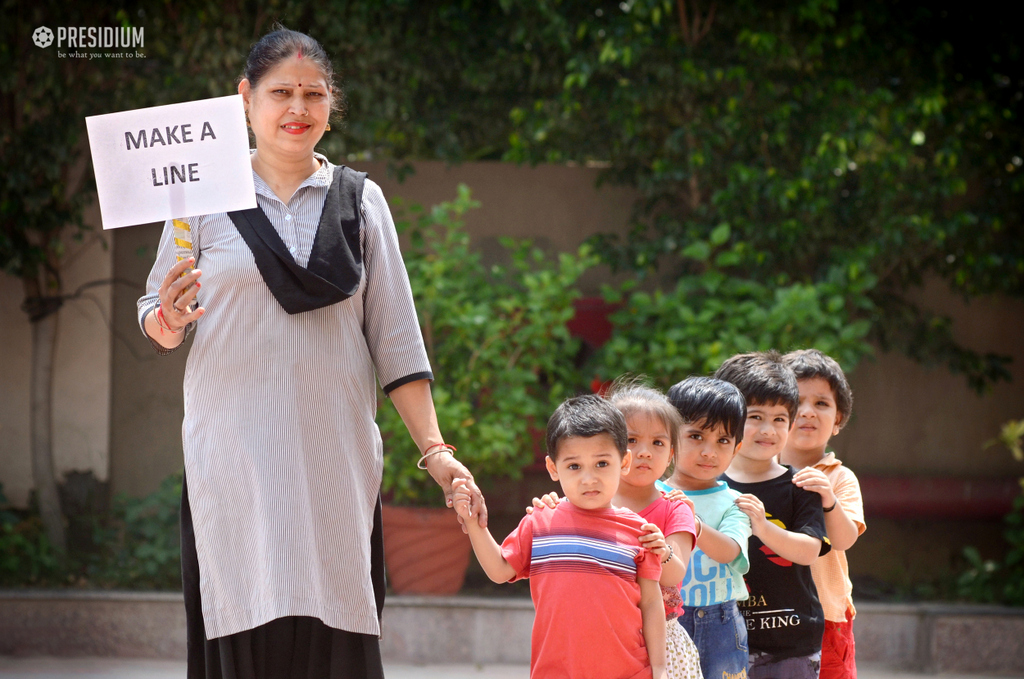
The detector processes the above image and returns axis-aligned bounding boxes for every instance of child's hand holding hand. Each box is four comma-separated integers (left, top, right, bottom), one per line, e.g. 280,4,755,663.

792,467,837,509
524,492,561,515
660,488,696,514
451,478,479,522
734,493,768,533
640,523,669,561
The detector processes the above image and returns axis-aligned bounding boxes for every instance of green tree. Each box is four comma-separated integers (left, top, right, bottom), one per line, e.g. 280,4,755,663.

377,186,595,504
502,0,1022,390
0,0,254,550
3,3,104,552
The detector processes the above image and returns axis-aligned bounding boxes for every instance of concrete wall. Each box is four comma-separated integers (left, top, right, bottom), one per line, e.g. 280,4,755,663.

0,203,113,507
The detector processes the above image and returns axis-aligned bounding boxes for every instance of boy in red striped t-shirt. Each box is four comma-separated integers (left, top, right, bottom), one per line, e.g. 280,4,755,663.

452,395,667,679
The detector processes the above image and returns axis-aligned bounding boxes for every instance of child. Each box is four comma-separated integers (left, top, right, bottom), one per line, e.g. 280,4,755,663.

782,349,865,679
662,376,754,679
715,352,832,679
452,394,668,679
606,380,704,679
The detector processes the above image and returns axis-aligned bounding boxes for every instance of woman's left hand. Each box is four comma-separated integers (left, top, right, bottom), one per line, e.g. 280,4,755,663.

425,452,487,531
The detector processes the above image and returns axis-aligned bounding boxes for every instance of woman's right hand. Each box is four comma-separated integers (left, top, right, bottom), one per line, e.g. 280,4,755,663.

158,257,204,331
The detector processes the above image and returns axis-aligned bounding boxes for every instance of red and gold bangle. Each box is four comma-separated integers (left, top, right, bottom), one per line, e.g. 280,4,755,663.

417,444,457,470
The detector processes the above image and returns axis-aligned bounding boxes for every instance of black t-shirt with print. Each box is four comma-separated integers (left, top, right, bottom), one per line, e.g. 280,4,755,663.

723,465,832,659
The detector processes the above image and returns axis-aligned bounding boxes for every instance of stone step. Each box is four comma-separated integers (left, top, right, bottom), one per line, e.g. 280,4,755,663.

1,591,1021,674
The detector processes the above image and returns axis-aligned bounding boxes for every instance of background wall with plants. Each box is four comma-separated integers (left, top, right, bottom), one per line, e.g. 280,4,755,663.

2,0,1020,595
376,185,595,505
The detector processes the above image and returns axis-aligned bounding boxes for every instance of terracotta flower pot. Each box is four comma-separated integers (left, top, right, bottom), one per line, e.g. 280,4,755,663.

381,504,472,595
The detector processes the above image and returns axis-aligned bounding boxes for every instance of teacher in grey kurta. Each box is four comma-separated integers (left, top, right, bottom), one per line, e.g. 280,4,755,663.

136,25,485,679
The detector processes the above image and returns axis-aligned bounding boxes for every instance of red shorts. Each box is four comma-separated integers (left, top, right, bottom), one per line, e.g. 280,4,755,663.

820,608,856,679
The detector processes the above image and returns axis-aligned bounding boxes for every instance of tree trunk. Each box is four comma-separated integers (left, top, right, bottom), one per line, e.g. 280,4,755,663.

27,293,66,555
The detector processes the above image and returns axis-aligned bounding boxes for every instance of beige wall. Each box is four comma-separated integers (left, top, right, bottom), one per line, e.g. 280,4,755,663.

108,221,189,499
346,160,638,293
840,279,1024,477
0,203,113,507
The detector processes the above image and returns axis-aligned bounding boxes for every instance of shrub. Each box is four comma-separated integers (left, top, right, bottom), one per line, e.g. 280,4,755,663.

591,252,875,387
0,485,60,586
377,184,596,505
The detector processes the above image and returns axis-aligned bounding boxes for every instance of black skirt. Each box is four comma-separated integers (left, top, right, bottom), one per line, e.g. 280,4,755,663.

181,476,386,679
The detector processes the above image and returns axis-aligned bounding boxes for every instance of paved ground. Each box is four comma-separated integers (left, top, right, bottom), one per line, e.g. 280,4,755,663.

0,657,1021,679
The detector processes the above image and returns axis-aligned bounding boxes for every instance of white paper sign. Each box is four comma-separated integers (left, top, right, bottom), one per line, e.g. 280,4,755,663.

86,94,256,229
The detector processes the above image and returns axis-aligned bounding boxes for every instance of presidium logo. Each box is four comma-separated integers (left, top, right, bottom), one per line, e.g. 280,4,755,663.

32,27,54,48
32,25,145,59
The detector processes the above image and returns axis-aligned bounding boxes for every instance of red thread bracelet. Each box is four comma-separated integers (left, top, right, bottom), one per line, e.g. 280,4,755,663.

155,306,184,335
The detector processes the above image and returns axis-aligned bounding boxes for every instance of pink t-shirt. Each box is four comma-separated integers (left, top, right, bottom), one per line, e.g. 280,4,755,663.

502,502,663,679
638,496,697,620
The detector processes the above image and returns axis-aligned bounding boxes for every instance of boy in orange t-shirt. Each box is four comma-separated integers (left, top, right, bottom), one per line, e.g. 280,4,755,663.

782,349,866,679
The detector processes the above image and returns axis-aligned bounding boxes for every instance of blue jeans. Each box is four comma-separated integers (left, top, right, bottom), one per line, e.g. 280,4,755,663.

679,600,749,679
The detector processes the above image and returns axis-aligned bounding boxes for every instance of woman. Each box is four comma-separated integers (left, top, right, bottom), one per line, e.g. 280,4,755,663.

137,26,484,679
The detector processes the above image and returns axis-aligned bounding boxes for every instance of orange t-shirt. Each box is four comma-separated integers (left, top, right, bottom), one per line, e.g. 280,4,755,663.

810,453,866,621
502,502,662,679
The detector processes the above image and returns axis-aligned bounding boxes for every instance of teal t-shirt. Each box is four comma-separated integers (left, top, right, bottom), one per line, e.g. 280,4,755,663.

657,479,751,606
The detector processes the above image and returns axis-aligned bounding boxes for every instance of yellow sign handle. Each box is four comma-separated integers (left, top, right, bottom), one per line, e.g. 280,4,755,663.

172,218,193,276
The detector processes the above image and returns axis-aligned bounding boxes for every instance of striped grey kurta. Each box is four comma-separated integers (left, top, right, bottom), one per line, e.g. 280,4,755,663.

137,153,431,639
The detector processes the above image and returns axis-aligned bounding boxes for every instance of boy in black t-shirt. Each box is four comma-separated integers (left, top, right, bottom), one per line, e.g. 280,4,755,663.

715,351,832,679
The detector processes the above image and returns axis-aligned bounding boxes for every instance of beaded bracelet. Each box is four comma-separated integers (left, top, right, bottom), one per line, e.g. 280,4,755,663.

661,543,675,565
416,444,457,470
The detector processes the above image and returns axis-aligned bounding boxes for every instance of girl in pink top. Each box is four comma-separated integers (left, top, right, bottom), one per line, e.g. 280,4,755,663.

608,380,705,679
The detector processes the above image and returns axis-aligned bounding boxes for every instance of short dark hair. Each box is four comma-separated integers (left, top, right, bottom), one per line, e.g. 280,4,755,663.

783,349,854,429
714,351,799,422
241,25,343,117
606,376,683,452
666,377,747,443
546,394,628,460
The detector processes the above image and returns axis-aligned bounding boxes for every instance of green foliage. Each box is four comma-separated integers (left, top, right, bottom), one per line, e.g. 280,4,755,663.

377,185,595,505
593,265,874,386
0,485,61,585
957,420,1024,606
957,494,1024,607
0,476,182,590
86,472,183,589
502,0,1022,391
986,419,1024,465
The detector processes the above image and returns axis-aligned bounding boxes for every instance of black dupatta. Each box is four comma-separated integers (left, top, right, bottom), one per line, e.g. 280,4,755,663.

227,165,367,314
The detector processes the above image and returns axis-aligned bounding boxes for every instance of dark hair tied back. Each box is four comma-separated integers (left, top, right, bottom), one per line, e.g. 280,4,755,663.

242,24,343,116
